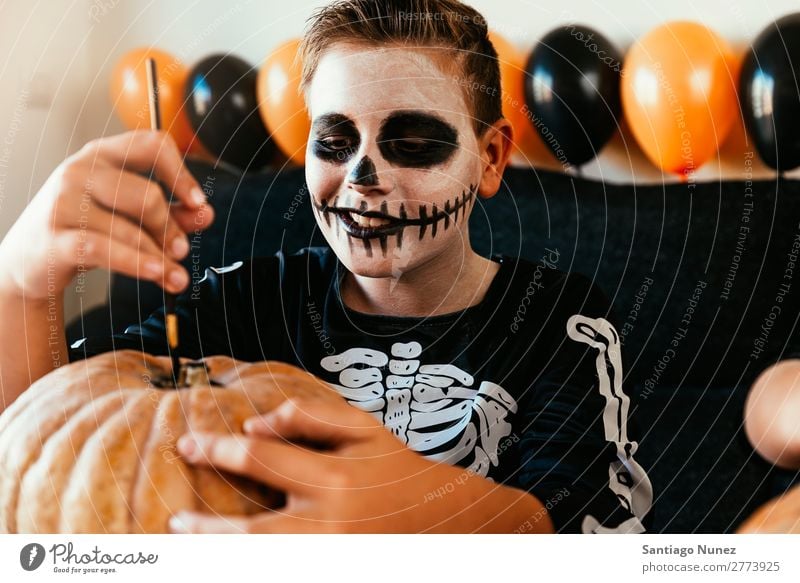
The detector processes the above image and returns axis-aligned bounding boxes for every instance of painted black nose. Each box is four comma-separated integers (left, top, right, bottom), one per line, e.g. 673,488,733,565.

348,156,378,186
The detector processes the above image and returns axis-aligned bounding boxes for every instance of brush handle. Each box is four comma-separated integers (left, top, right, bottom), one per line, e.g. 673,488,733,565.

146,57,181,381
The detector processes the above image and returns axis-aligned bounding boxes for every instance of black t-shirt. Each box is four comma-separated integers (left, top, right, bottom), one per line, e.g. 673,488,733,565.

70,246,654,533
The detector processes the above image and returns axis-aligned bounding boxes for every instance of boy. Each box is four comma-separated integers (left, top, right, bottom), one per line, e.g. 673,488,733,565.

0,0,652,533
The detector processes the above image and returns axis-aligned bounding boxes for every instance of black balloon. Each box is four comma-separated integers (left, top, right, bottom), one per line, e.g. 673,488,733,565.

524,25,622,167
740,13,800,172
185,54,275,170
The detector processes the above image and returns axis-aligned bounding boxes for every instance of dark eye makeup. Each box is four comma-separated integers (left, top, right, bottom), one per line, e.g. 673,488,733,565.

310,110,460,168
378,111,460,168
310,113,360,163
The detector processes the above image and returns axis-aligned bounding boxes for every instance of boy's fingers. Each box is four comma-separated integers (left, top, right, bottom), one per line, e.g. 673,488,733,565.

84,169,189,260
81,130,205,211
169,511,304,534
243,398,381,446
52,229,188,293
169,509,330,534
170,201,215,234
176,432,329,493
87,206,163,258
169,511,250,534
55,198,159,257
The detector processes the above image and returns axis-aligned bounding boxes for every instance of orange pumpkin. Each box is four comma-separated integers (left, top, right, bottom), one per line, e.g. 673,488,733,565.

0,350,340,533
737,484,800,533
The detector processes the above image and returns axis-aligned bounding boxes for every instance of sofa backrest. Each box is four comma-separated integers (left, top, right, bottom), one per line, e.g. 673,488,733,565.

94,159,800,533
109,159,800,390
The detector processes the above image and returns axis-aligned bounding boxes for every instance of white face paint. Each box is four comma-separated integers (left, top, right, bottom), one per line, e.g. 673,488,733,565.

304,44,483,278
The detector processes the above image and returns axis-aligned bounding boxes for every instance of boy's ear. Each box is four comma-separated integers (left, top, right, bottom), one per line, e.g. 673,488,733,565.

477,118,514,200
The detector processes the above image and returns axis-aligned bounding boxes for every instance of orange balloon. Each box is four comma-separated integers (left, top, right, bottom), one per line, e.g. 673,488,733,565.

109,47,202,155
621,22,738,177
489,32,554,166
257,39,310,166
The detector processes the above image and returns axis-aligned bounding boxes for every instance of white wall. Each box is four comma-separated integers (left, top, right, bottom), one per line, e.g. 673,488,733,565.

1,0,799,321
0,0,100,321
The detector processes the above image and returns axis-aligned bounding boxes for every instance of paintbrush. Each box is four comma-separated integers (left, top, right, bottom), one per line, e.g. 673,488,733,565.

145,57,182,386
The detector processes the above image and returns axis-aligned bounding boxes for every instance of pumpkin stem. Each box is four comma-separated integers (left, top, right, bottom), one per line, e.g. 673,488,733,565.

150,361,221,389
183,362,210,386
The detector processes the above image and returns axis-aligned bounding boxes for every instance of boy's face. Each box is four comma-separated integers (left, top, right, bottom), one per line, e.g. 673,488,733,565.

305,44,483,279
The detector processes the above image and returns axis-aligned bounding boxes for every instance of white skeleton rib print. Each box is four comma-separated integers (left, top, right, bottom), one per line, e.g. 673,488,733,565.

567,315,654,534
320,341,517,477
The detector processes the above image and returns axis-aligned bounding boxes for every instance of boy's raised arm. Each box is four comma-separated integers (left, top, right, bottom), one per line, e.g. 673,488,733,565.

0,130,212,413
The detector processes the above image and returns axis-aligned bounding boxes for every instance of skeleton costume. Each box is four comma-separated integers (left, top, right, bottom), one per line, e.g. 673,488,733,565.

70,246,653,533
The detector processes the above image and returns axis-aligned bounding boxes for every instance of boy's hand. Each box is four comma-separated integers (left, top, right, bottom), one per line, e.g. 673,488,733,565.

169,397,480,533
0,129,213,301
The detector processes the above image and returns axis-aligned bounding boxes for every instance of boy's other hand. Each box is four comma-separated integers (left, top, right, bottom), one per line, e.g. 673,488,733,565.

169,397,483,533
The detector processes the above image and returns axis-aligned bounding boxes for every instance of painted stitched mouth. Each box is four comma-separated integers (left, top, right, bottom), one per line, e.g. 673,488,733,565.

336,210,406,238
315,184,476,241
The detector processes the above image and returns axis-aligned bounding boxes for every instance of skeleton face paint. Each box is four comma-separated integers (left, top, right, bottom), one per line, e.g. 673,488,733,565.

348,156,378,186
305,45,483,278
378,111,459,168
309,113,359,164
313,183,476,253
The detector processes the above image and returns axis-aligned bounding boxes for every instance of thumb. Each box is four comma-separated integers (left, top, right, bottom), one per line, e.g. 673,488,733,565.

243,397,379,446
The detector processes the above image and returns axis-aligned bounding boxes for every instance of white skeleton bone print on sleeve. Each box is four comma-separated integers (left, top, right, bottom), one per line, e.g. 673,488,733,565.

567,315,654,534
320,341,517,478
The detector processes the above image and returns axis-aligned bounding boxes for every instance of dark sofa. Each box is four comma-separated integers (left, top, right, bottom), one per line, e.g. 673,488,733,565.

66,158,800,533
